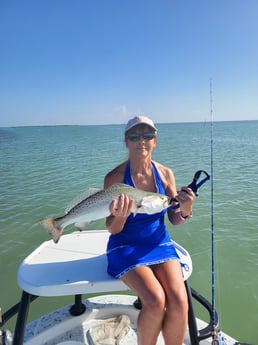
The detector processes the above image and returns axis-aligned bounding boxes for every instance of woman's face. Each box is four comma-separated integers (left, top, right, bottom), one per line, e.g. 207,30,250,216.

125,124,157,158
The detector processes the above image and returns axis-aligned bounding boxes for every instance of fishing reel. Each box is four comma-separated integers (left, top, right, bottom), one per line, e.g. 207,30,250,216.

0,330,12,345
211,331,225,345
0,308,12,345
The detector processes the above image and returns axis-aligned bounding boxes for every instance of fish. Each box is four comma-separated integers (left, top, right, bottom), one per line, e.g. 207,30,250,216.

40,183,172,243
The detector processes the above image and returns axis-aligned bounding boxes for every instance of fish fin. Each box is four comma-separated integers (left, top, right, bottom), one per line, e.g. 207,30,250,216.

65,188,101,213
75,221,91,230
110,183,129,188
109,183,135,191
40,218,63,243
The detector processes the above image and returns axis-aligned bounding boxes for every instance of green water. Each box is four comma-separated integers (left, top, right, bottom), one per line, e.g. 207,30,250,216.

0,121,257,344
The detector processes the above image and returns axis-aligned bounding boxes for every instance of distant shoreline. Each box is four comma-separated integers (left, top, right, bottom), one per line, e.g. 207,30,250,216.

1,119,257,129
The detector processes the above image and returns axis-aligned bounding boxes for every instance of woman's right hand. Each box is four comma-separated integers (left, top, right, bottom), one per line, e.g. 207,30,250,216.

109,194,134,218
106,194,134,234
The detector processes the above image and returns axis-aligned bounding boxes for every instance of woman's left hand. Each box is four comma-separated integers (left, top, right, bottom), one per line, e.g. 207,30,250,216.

176,187,195,218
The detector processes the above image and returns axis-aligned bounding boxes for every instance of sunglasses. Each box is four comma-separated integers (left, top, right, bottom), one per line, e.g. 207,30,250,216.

126,132,156,142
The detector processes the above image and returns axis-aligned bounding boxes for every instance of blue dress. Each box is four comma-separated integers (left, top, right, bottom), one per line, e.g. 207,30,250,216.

106,161,179,278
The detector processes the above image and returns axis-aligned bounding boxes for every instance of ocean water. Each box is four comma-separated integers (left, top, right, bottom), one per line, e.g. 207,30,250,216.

0,121,257,344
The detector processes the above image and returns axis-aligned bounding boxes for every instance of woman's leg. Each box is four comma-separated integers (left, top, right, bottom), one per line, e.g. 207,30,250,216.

152,260,188,345
121,265,166,345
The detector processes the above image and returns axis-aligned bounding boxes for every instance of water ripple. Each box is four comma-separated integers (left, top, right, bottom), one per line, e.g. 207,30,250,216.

0,122,257,343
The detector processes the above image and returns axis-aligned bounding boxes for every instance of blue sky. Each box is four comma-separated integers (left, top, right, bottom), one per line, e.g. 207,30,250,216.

0,0,257,127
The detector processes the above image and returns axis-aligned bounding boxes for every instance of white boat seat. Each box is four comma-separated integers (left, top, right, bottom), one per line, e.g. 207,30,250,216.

18,230,192,297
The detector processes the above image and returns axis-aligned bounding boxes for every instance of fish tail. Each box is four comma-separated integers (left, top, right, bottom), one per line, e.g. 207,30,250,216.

40,218,63,243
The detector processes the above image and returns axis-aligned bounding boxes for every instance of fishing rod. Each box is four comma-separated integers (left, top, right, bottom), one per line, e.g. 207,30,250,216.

210,80,225,345
210,79,218,344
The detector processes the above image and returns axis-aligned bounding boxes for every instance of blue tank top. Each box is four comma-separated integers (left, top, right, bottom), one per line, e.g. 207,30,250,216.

107,161,171,249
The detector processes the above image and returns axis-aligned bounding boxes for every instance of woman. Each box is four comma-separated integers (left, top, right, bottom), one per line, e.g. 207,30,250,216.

104,115,195,345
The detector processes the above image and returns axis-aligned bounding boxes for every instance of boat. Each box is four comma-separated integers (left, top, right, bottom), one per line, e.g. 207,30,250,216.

0,229,246,345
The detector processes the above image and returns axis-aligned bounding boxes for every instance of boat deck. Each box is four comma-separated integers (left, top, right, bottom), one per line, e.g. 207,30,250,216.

2,230,239,345
23,294,238,345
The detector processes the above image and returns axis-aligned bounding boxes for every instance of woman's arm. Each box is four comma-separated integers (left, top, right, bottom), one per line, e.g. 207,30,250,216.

157,163,195,226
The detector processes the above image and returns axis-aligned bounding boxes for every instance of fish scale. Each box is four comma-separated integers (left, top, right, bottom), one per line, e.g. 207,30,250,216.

40,183,171,243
